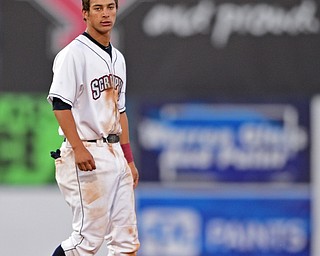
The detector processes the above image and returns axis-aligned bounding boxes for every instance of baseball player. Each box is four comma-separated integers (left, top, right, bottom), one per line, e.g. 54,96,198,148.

47,0,140,255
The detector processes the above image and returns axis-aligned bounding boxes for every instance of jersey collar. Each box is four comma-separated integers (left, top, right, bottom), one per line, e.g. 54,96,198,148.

82,32,112,58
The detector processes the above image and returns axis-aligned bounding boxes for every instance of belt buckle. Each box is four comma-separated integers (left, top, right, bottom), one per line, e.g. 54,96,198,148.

107,134,118,143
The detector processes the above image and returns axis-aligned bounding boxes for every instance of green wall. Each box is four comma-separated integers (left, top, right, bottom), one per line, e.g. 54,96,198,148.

0,93,61,184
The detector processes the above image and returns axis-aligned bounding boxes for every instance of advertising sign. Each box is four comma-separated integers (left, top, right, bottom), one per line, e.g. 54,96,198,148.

121,0,320,100
0,93,61,184
137,186,311,256
1,0,320,99
138,102,309,182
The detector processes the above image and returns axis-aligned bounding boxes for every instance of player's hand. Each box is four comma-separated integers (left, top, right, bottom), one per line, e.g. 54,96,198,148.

128,162,139,189
73,145,96,171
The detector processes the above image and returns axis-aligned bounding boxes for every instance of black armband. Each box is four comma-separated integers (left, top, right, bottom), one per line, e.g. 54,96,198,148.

52,97,72,110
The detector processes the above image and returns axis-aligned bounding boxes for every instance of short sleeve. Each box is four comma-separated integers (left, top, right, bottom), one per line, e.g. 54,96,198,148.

47,46,83,106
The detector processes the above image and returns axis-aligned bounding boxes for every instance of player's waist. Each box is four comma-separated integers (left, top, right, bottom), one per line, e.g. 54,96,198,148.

64,134,120,144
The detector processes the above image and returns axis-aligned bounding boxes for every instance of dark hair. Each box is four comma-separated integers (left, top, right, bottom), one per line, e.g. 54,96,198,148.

82,0,118,11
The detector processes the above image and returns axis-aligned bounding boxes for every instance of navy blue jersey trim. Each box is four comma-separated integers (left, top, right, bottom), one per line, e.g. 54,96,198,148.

82,32,112,59
75,38,112,74
49,93,73,106
53,97,72,110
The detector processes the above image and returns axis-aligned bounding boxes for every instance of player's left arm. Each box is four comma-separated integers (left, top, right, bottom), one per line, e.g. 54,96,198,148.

119,112,139,189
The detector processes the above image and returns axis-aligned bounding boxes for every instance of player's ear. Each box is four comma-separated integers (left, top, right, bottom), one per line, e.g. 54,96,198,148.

82,10,88,22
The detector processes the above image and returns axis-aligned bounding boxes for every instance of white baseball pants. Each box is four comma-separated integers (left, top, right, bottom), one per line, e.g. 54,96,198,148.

55,140,140,256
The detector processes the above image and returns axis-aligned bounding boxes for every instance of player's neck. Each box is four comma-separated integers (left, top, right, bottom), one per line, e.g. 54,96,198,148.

85,29,111,48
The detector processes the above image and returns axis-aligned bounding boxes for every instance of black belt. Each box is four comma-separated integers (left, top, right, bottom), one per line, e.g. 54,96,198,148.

64,134,120,144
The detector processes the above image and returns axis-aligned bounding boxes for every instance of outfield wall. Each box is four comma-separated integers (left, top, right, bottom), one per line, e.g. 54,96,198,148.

0,184,311,256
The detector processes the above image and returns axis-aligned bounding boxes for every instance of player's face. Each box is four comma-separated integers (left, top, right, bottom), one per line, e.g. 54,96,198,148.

83,0,117,39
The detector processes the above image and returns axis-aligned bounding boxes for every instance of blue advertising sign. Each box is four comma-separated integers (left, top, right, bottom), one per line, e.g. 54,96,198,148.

137,103,309,182
136,186,311,256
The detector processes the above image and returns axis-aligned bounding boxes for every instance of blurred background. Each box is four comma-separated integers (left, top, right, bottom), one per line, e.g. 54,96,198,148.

0,0,319,255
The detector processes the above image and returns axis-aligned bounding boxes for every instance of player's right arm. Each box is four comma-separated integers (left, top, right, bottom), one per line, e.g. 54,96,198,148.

54,109,96,172
49,48,95,171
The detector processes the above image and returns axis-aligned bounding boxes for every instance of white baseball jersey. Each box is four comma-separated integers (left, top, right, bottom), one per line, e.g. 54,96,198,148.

48,34,126,139
48,34,140,255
